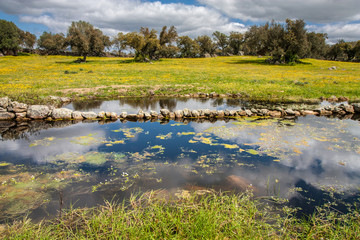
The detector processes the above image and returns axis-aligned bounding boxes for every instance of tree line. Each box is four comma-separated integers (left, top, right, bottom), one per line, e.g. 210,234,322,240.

1,18,360,63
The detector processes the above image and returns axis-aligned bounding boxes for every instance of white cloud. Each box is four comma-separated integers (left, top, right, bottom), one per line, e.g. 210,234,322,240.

0,0,246,37
308,23,360,43
198,0,360,23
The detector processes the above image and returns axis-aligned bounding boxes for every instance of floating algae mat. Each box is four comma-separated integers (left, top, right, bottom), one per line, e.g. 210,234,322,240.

0,115,360,222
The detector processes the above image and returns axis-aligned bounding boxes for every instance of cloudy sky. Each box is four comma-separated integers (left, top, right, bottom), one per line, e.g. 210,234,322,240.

0,0,359,43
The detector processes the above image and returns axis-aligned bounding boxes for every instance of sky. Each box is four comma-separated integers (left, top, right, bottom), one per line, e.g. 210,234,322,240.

0,0,359,43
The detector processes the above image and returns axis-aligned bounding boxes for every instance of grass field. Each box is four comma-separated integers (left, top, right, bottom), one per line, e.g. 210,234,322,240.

2,191,359,239
0,55,360,103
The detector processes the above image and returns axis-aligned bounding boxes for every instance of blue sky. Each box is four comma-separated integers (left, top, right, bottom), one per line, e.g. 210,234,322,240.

0,0,359,43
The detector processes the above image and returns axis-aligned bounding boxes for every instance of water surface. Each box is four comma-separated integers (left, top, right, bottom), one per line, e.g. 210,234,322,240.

1,112,360,222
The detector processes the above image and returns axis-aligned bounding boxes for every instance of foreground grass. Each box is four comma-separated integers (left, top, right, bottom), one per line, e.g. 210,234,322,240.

1,191,359,239
0,55,360,103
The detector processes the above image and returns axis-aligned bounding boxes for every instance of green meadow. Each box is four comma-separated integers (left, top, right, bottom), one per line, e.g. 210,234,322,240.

1,55,359,103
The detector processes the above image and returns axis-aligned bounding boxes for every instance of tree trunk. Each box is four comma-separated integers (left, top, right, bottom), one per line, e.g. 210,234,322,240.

83,55,87,62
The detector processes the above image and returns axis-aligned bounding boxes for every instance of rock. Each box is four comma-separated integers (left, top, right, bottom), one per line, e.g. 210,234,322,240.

224,109,230,116
15,112,27,119
204,109,211,117
294,111,301,116
72,111,84,120
217,110,224,118
82,112,98,119
259,109,269,116
269,111,281,118
191,110,200,118
98,111,106,118
110,112,118,119
328,66,337,70
285,109,295,116
250,108,258,114
0,112,15,120
148,90,155,96
340,104,354,114
60,97,71,103
324,105,335,111
183,108,191,117
327,95,338,102
197,109,204,116
126,114,138,120
352,103,360,113
229,110,237,116
138,110,145,119
0,121,15,128
105,112,112,118
144,112,151,119
237,110,247,116
198,93,208,98
210,110,217,117
319,110,333,116
333,106,342,113
245,110,252,116
7,101,28,113
0,97,9,108
150,111,158,118
169,112,175,119
120,112,128,118
175,110,183,118
51,108,73,119
160,109,170,117
27,105,50,119
0,107,6,112
302,110,318,115
338,96,348,102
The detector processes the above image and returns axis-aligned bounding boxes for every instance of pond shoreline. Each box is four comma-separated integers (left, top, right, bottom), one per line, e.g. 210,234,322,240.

1,96,360,122
1,96,360,140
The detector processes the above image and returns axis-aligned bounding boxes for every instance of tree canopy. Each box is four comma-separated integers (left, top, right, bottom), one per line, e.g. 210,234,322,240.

38,32,66,55
0,19,22,55
1,17,359,63
66,21,110,61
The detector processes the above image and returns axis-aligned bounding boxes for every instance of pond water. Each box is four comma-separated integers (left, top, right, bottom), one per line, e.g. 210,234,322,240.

64,97,327,113
1,100,360,223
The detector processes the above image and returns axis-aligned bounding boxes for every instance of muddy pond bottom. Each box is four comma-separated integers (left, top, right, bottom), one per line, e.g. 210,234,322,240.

1,115,360,222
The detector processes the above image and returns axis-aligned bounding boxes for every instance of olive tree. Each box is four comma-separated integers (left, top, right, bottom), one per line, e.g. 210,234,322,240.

177,36,200,58
0,19,22,55
124,27,159,61
66,21,110,62
196,35,216,57
159,26,178,58
228,32,244,55
212,31,228,56
38,32,66,55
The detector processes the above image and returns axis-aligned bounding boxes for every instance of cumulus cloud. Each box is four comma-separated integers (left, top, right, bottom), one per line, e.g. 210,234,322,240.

0,122,106,163
308,23,360,43
0,0,246,37
198,0,360,42
198,0,360,23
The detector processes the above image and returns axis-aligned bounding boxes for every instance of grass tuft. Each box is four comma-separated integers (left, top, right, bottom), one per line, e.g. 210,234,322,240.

1,190,359,239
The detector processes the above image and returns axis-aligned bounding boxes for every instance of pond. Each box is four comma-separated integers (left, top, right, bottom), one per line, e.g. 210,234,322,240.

1,98,360,223
64,97,327,113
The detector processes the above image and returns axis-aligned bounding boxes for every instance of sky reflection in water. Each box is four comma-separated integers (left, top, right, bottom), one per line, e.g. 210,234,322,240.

0,113,360,222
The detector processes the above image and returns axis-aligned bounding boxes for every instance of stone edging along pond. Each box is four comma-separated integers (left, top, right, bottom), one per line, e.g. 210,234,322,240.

1,96,360,123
